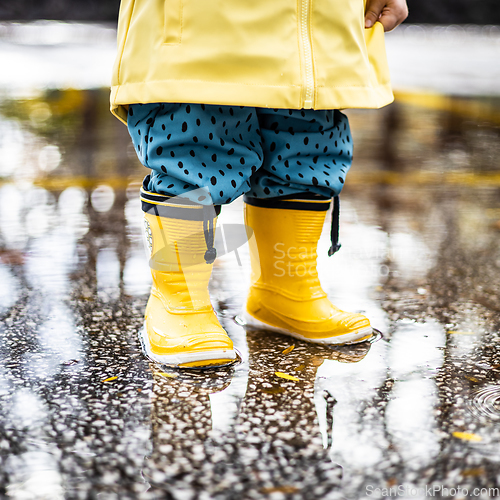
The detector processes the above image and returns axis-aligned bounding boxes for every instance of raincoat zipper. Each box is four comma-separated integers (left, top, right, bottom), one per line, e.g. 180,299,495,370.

300,0,314,109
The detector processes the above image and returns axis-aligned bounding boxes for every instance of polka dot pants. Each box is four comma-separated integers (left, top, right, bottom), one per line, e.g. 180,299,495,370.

127,103,353,205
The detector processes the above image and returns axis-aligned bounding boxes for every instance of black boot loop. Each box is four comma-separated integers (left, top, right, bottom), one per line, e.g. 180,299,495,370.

202,205,217,264
328,196,341,256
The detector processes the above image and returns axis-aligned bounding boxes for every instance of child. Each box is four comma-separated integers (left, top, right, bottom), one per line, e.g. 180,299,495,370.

110,0,408,368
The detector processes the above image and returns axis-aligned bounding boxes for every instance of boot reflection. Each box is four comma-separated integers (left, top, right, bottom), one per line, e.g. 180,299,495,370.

235,330,372,496
143,332,372,497
143,364,234,493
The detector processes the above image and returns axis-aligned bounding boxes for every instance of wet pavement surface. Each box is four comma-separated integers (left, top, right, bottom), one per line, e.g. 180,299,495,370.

1,23,500,500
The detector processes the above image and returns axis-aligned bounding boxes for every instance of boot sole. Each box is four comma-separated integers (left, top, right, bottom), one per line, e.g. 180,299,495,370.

139,323,237,368
241,311,373,345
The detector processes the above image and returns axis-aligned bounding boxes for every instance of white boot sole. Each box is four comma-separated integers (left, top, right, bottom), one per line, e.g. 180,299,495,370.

241,311,373,345
139,323,237,367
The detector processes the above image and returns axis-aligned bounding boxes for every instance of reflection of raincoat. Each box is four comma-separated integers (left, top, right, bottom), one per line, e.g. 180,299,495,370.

110,0,393,124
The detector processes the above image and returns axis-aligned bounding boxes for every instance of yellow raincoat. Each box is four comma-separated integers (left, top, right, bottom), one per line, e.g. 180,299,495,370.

110,0,393,124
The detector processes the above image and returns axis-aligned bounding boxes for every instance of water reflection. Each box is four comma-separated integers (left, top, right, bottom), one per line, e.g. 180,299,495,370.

0,87,500,496
6,451,64,500
91,185,115,213
144,334,372,497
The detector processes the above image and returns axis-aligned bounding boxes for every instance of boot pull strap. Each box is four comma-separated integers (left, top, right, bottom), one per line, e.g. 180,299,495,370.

202,205,217,264
328,196,341,256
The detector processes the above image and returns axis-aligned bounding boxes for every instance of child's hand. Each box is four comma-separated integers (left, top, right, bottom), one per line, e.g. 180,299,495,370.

365,0,409,32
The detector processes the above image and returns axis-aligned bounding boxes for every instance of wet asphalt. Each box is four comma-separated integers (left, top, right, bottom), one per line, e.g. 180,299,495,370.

1,86,500,499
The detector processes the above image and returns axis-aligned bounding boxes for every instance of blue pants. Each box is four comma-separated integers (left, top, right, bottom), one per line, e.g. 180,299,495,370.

128,104,353,205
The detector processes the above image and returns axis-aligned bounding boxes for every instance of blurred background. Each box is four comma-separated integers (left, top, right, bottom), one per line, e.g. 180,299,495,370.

1,0,500,24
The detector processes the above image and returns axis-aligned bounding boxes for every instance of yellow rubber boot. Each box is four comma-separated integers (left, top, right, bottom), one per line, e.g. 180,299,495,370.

243,196,372,344
140,186,236,368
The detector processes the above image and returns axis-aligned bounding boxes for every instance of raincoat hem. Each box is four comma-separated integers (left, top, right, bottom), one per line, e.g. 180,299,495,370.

110,81,393,125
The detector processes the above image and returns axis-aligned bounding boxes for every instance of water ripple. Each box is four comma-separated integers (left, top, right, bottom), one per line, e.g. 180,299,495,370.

469,385,500,421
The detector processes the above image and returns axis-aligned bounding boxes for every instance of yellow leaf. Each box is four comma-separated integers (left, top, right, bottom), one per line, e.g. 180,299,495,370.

102,376,118,383
447,331,475,335
461,468,485,477
452,431,482,442
261,486,299,494
275,372,300,382
282,345,295,355
156,372,177,378
262,387,285,395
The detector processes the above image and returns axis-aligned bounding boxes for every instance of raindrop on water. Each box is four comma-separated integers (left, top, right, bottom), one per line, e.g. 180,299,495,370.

468,385,500,421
